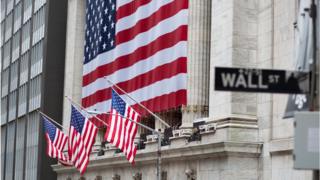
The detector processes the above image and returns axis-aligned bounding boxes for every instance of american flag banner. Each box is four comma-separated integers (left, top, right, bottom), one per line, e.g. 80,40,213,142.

105,89,140,163
68,105,98,174
81,0,188,116
42,115,69,163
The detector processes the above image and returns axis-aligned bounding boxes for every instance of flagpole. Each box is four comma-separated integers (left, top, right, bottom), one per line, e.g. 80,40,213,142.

37,110,68,131
65,96,110,127
105,78,170,128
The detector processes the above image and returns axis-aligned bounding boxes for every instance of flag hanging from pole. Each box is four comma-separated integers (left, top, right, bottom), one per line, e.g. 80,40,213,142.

105,89,140,164
81,0,188,117
283,0,313,118
68,105,98,174
42,115,69,163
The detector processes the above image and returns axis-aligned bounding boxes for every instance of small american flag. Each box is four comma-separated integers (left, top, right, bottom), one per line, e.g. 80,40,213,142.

42,115,69,163
68,105,98,174
105,89,140,163
82,0,188,116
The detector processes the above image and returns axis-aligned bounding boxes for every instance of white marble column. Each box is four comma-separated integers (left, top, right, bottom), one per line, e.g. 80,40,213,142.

181,0,211,129
209,0,258,120
62,0,85,129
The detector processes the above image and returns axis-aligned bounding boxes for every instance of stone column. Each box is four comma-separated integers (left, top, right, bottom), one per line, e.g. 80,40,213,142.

181,0,211,129
62,0,85,129
209,0,258,120
63,0,103,151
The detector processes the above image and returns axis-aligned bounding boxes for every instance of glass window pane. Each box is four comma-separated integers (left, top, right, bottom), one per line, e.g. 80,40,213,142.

15,118,26,180
5,13,13,42
14,3,22,33
25,112,39,180
18,84,27,117
1,68,9,97
10,61,19,92
5,122,15,180
8,91,17,121
12,31,21,62
20,52,29,85
1,126,6,177
1,97,8,125
21,21,30,54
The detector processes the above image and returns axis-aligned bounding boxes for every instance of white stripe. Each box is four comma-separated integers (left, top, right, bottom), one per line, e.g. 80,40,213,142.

82,41,187,98
117,0,133,9
116,0,173,33
123,108,133,153
83,10,188,75
47,135,52,157
118,113,126,150
85,73,187,112
87,125,97,153
107,110,116,142
113,115,122,146
82,120,91,147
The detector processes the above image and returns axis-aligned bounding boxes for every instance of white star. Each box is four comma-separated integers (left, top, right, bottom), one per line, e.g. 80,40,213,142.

108,14,112,21
112,4,115,10
110,40,114,46
100,19,103,24
86,46,89,52
86,30,89,36
108,33,111,39
99,36,102,41
103,25,107,32
103,43,106,49
89,53,91,59
111,22,115,29
104,8,108,14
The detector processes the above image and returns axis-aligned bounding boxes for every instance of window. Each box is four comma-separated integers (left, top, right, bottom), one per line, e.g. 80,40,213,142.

18,84,27,117
3,40,11,69
10,61,19,91
28,75,41,111
14,3,22,33
5,13,13,42
1,126,6,176
25,112,39,180
8,91,17,121
20,52,29,85
5,122,15,180
32,6,45,45
15,118,26,180
23,0,32,23
6,0,14,15
34,0,46,13
0,22,4,47
1,97,8,125
1,0,5,22
30,41,43,78
21,21,30,54
12,31,21,62
1,68,9,97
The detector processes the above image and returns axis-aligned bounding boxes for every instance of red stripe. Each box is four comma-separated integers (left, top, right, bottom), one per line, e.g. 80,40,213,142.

116,0,188,45
82,25,187,86
132,89,187,115
116,0,152,20
82,57,187,107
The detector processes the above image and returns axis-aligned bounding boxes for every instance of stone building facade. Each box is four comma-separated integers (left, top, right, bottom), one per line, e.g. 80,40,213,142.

52,0,318,179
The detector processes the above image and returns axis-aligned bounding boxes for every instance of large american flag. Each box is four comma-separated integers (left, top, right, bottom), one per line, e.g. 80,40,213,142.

105,89,140,163
81,0,188,116
68,105,98,174
42,115,69,163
